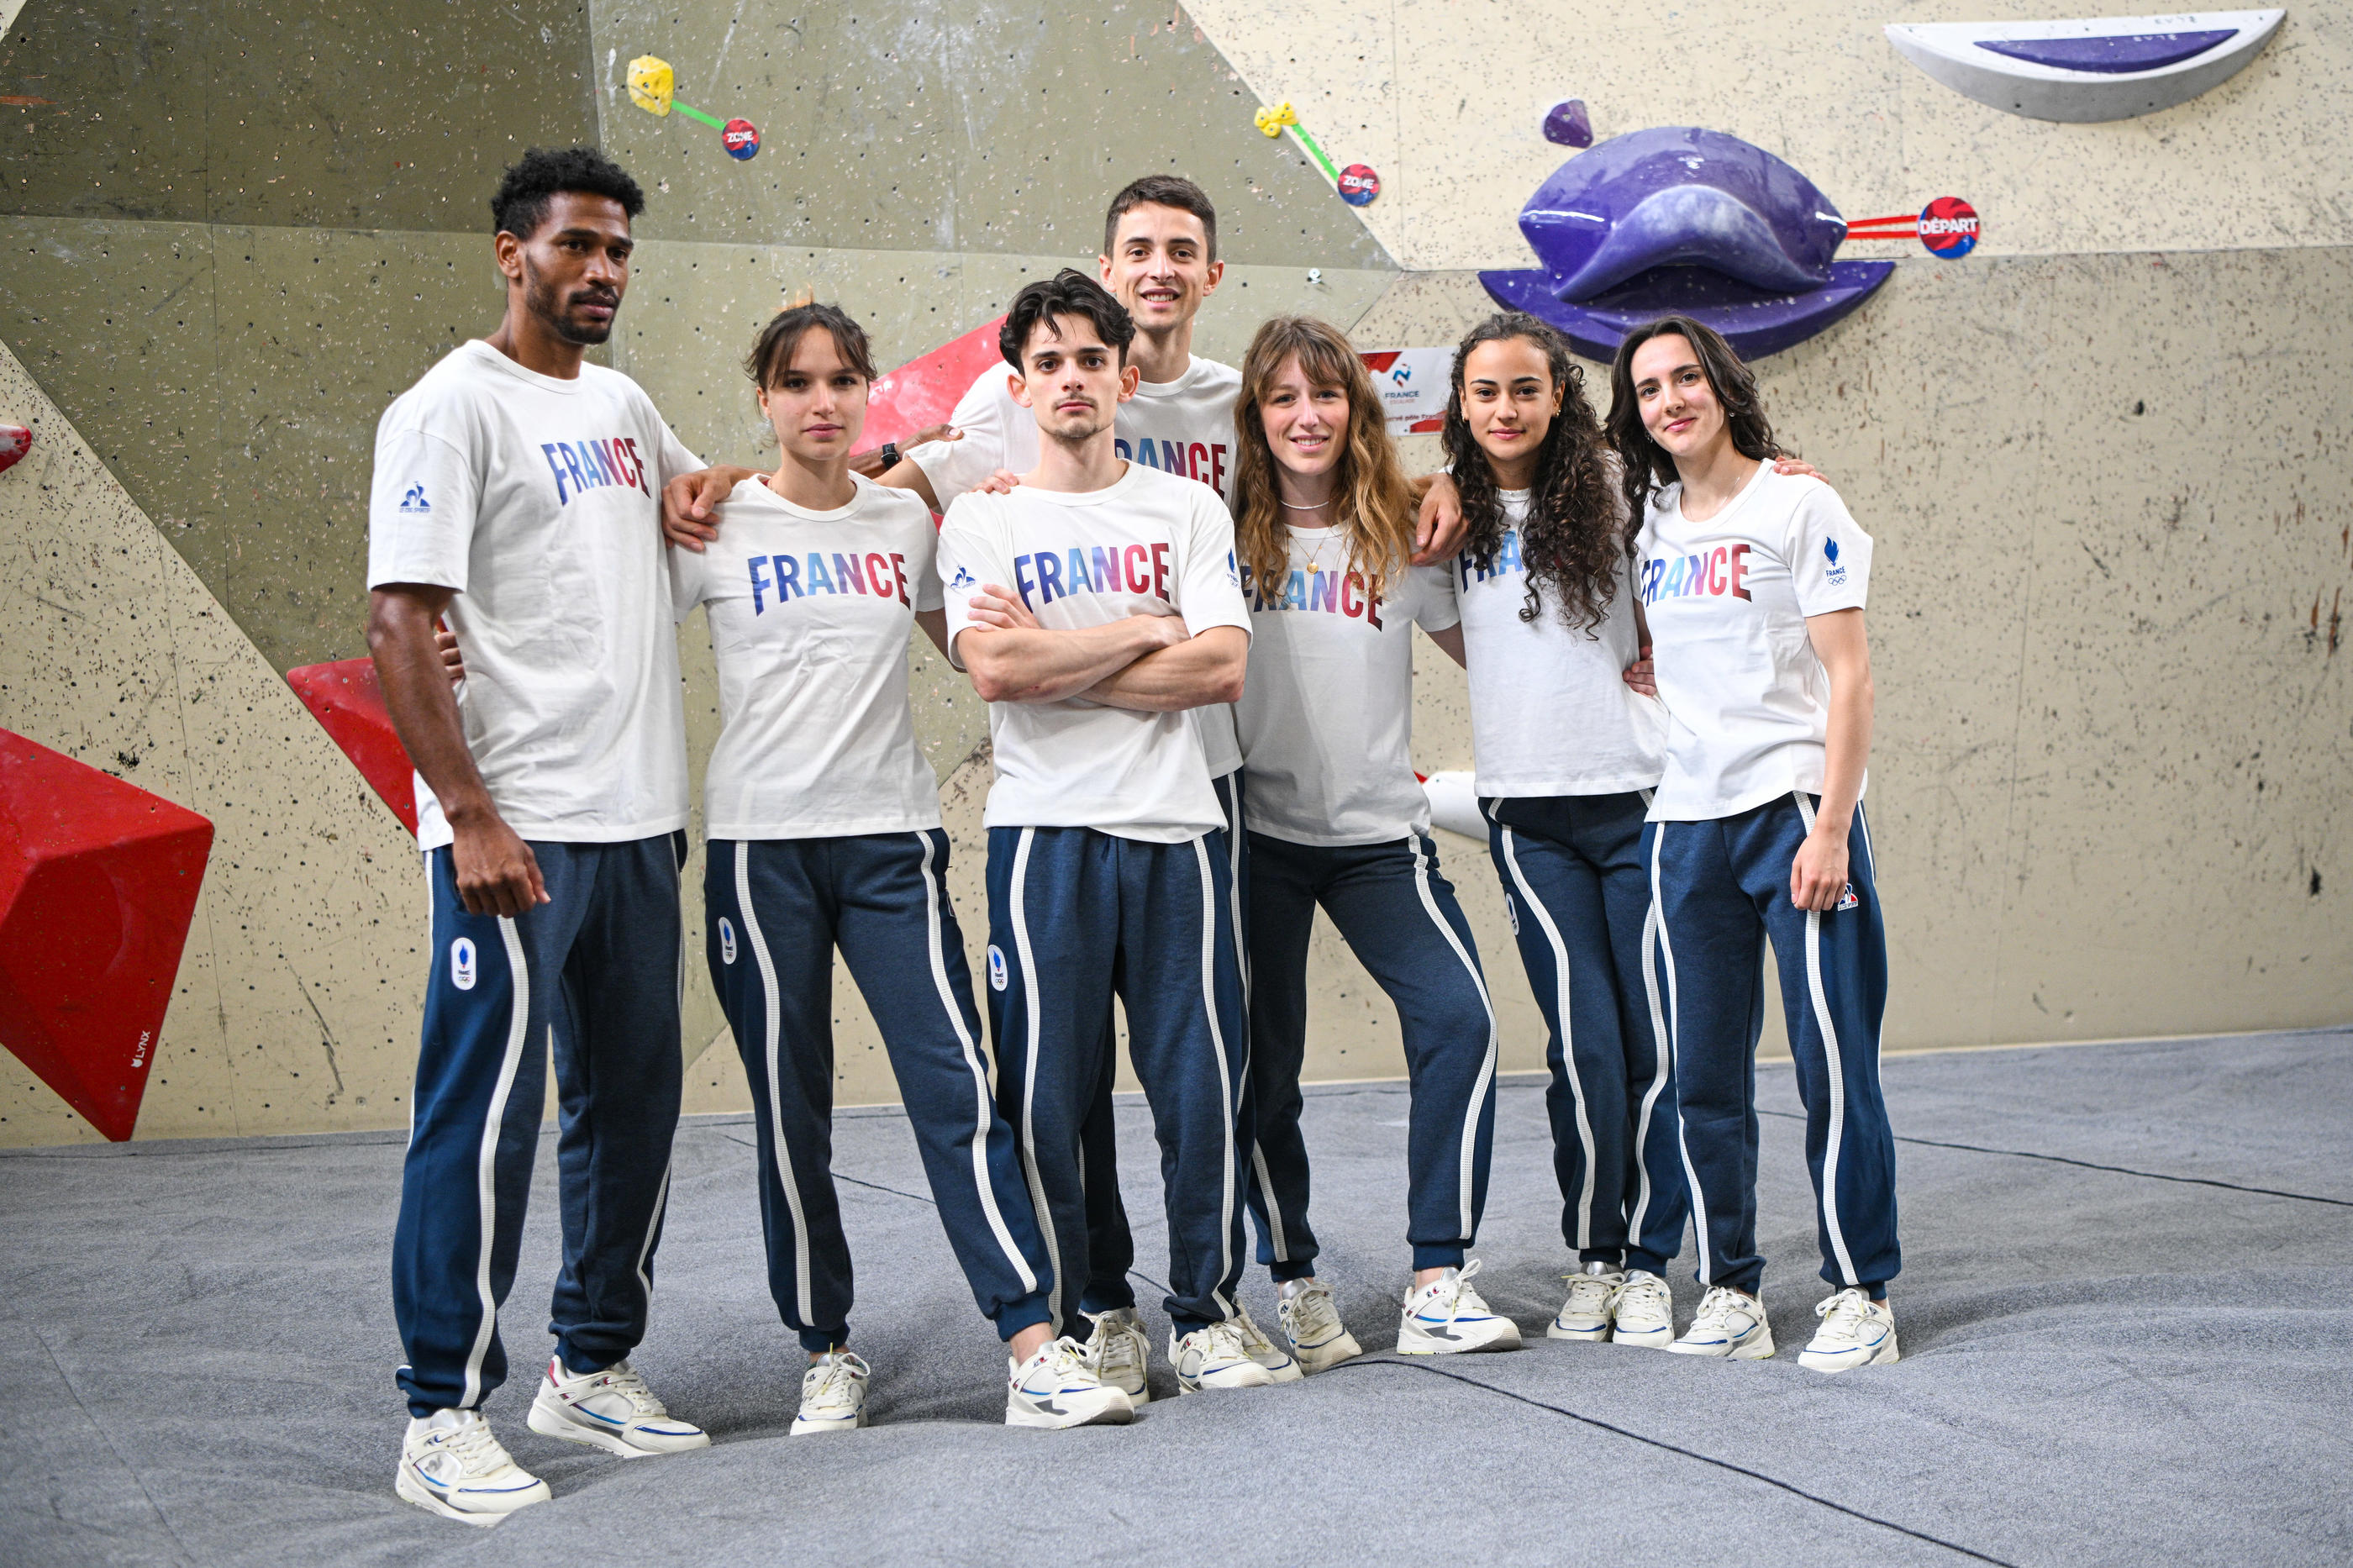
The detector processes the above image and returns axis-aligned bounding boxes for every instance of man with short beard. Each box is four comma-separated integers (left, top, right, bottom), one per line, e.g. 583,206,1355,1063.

366,146,710,1527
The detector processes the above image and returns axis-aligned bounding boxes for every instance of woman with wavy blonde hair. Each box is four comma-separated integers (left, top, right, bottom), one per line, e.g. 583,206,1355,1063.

1225,315,1519,1368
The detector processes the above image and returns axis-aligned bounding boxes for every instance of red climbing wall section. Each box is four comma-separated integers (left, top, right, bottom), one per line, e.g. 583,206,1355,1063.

0,731,215,1141
286,658,419,836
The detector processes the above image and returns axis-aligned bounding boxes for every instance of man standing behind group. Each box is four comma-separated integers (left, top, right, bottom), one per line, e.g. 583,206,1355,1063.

940,270,1274,1394
366,146,710,1528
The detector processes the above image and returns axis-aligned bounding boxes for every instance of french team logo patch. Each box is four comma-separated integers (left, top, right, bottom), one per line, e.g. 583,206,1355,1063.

1824,538,1848,587
1836,882,1860,911
450,937,477,991
718,916,738,966
987,944,1008,992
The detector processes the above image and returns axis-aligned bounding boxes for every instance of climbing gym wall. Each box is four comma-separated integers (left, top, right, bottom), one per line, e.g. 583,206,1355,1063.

0,0,2344,1146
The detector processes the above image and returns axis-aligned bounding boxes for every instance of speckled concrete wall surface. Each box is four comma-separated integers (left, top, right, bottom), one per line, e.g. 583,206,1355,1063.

1,0,2345,1144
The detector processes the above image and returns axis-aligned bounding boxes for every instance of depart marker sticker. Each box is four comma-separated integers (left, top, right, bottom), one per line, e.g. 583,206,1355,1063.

1254,100,1380,206
1845,197,1980,259
627,55,761,160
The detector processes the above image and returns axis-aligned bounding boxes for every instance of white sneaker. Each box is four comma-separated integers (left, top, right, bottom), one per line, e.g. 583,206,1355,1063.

790,1349,870,1435
1666,1286,1775,1359
395,1409,550,1528
1232,1302,1303,1383
1083,1307,1153,1407
1396,1260,1523,1355
526,1355,712,1456
1547,1267,1625,1341
1608,1270,1677,1349
1007,1336,1134,1429
1799,1289,1900,1373
1277,1279,1362,1371
1170,1318,1277,1392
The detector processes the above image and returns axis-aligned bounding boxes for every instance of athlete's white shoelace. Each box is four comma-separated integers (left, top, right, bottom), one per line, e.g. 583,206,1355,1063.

1688,1286,1760,1334
1420,1259,1490,1325
1018,1335,1096,1389
1192,1318,1254,1365
1087,1315,1141,1371
1559,1273,1618,1313
591,1360,671,1417
1613,1274,1670,1316
1287,1284,1343,1342
1814,1288,1875,1334
438,1414,509,1472
804,1351,869,1410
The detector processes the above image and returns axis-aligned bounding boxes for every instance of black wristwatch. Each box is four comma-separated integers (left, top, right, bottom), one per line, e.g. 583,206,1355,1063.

879,441,900,471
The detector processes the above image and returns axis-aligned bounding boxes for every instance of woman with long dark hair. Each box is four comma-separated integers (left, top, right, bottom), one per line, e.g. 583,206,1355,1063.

1606,313,1900,1373
1228,316,1519,1364
1429,311,1687,1350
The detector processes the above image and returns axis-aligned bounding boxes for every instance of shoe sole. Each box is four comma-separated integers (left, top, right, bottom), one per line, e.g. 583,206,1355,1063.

788,1411,868,1435
1666,1329,1777,1360
1174,1370,1277,1392
1610,1323,1675,1349
1006,1392,1134,1429
526,1398,711,1457
1292,1334,1364,1372
1799,1329,1900,1374
1545,1322,1610,1341
395,1469,546,1527
1395,1324,1524,1355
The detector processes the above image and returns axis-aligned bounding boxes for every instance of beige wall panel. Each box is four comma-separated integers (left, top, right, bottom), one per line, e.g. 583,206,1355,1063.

0,334,426,1148
1342,248,2352,1052
1186,0,2350,271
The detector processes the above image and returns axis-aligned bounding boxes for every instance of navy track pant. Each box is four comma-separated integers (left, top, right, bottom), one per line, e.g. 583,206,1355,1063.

987,823,1249,1334
1245,830,1499,1276
392,832,685,1418
1485,792,1687,1275
703,832,1053,1351
1648,793,1899,1297
1072,771,1248,1317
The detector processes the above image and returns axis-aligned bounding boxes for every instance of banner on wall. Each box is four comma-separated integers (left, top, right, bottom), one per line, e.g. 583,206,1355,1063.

1356,348,1454,434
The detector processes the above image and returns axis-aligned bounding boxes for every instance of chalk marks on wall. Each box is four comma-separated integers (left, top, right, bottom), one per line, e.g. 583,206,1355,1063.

1255,100,1381,207
626,54,762,160
1477,126,1897,360
1885,11,2286,121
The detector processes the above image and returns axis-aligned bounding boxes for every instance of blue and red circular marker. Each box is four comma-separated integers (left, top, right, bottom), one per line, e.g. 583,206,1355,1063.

722,119,761,160
1337,164,1381,207
1919,196,1978,258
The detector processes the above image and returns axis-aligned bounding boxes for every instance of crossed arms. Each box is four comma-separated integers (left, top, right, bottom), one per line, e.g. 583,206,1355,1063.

955,584,1245,711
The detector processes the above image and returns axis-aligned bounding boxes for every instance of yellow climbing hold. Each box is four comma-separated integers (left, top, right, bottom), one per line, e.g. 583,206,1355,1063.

627,55,676,117
1253,101,1298,138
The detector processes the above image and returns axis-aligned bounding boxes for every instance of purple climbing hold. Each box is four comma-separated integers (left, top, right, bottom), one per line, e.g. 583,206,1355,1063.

1974,29,2236,72
1544,98,1593,148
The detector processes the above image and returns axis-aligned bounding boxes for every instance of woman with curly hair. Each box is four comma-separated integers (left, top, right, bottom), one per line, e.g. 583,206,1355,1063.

1227,316,1520,1365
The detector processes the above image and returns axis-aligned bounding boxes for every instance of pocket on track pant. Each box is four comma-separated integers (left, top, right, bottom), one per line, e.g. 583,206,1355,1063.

1245,830,1499,1275
704,833,1054,1351
1648,794,1899,1297
1071,769,1250,1317
1485,792,1687,1275
392,833,685,1418
987,824,1249,1334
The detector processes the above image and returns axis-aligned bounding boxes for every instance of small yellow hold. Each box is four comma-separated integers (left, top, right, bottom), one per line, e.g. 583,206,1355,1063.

1253,100,1297,138
627,55,675,117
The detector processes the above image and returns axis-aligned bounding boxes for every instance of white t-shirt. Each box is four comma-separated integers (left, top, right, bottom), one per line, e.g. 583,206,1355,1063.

1636,461,1873,821
366,340,700,851
936,462,1251,843
910,355,1245,778
1429,489,1666,800
669,475,945,839
1234,529,1459,845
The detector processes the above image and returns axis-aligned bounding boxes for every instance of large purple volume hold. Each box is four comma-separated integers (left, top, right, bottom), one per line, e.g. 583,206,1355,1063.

1515,126,1848,301
1975,29,2236,73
